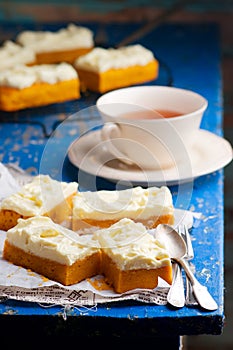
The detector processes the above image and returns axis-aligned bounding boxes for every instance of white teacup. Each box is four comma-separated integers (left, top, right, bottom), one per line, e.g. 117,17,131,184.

96,86,208,170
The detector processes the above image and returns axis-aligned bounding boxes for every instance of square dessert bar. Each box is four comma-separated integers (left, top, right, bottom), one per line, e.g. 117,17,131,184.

72,185,174,232
0,63,80,111
3,216,101,286
16,23,94,64
94,218,173,293
0,174,78,231
74,44,159,93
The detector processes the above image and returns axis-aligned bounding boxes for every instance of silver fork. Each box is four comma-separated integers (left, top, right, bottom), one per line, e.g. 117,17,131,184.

179,224,198,306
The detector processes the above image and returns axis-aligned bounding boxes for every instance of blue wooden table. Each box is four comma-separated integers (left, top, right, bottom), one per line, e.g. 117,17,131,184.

0,21,227,343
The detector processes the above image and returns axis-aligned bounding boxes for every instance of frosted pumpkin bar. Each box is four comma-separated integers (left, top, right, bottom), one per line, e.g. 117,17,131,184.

16,23,94,64
94,218,172,293
74,44,159,93
3,216,101,286
0,40,36,71
0,175,78,231
72,185,174,232
0,62,80,111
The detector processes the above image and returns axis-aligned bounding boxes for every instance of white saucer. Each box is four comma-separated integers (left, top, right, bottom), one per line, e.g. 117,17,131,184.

68,128,233,186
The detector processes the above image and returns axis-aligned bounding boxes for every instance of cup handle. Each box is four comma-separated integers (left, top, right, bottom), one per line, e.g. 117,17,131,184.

101,123,135,166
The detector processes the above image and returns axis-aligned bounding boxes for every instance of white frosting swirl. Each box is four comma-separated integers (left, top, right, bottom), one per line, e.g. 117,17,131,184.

16,23,94,52
74,44,155,72
0,40,36,71
73,186,174,221
1,174,78,216
0,63,78,89
94,218,171,270
6,216,100,266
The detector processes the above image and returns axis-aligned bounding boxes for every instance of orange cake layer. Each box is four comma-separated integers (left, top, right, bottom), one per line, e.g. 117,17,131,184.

0,210,30,232
35,47,93,64
0,79,79,112
76,61,158,93
3,236,101,286
101,251,172,293
0,175,78,231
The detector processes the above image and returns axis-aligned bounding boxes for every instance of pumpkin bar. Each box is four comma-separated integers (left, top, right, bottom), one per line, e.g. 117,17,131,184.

0,62,80,111
94,218,173,293
3,216,101,286
72,185,174,232
74,44,159,93
16,23,94,64
0,174,78,231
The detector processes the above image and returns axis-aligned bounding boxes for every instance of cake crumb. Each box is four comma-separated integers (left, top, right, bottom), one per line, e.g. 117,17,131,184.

87,276,113,291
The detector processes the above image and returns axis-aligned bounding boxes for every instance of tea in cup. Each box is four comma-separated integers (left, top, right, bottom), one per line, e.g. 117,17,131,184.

96,86,208,170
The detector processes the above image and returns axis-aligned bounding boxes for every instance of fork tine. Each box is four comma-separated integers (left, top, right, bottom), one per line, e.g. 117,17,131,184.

177,225,183,236
177,224,188,258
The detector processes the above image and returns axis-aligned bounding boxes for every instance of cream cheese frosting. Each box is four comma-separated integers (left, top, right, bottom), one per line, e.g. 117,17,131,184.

94,218,171,270
0,40,36,71
74,44,155,73
0,63,78,89
6,216,100,266
16,23,94,52
0,175,78,216
73,186,174,221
